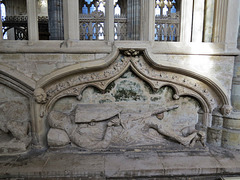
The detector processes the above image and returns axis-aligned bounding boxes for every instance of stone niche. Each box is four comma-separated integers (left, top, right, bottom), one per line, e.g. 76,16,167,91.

49,70,204,150
41,49,230,151
0,84,32,154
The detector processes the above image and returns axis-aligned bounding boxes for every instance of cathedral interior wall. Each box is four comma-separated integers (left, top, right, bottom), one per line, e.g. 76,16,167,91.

1,0,240,179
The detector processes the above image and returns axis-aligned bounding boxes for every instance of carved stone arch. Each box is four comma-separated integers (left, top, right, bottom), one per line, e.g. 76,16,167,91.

179,93,208,113
0,64,35,97
0,65,36,154
129,64,210,113
37,48,230,123
37,48,120,88
156,83,180,97
151,83,209,115
143,50,230,107
34,48,234,150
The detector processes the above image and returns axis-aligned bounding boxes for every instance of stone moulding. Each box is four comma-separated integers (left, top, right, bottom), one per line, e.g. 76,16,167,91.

0,64,36,154
0,64,35,97
32,48,232,148
36,48,230,114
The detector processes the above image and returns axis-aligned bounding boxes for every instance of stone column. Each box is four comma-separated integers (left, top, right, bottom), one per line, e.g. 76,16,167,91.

27,0,39,41
231,1,240,111
225,0,240,50
127,0,141,40
203,0,215,42
141,0,155,41
48,0,64,40
212,0,228,43
63,0,79,40
180,0,193,43
192,0,205,42
223,0,240,150
0,2,3,40
105,0,114,42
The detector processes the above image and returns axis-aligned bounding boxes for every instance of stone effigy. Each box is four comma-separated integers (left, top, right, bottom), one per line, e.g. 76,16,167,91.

47,103,205,150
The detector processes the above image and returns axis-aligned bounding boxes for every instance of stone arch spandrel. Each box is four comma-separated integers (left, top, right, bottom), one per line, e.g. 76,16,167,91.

36,47,119,88
0,64,36,96
143,49,230,106
27,49,231,150
0,64,36,155
36,49,230,119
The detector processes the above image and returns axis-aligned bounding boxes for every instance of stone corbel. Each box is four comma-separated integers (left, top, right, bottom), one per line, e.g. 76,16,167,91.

220,105,232,117
33,88,47,117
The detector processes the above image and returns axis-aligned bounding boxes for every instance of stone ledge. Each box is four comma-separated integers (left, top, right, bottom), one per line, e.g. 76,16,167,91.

0,147,240,179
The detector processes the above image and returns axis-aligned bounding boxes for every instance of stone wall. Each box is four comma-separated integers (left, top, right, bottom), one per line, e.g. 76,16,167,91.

0,47,238,153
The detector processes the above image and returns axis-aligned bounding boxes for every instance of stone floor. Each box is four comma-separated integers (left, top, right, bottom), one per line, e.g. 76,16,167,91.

0,146,240,179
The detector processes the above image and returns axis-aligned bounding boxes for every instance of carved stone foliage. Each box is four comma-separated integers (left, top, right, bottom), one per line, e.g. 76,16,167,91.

0,84,32,154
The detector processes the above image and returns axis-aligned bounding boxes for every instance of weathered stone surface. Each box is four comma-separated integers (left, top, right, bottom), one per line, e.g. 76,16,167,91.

47,128,70,147
0,139,27,154
222,129,240,149
0,148,240,179
0,84,31,154
74,104,121,123
151,54,234,98
0,53,109,81
207,127,222,146
48,102,204,149
0,0,239,178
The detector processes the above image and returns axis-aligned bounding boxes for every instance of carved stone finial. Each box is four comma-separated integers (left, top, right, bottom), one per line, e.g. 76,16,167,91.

34,88,47,104
220,105,232,116
124,49,140,57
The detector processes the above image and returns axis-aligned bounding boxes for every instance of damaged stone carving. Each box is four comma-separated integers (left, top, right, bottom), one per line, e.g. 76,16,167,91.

221,105,232,116
39,50,231,152
123,49,140,56
47,103,205,149
0,101,31,154
34,87,47,104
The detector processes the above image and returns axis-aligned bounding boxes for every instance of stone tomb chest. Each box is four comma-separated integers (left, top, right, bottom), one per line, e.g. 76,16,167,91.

40,49,230,152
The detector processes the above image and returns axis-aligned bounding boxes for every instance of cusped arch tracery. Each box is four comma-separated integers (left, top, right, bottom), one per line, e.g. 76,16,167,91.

36,49,230,122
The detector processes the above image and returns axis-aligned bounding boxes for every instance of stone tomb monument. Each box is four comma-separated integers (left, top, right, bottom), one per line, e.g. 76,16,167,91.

0,49,236,178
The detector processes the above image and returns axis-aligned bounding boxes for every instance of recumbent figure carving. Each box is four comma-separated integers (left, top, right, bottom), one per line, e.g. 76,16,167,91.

47,104,206,149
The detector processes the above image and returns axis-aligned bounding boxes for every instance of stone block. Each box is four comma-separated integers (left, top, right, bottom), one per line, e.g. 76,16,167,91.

25,54,63,62
95,53,108,59
207,127,222,146
0,54,25,62
47,128,70,147
212,115,223,128
223,118,240,130
222,129,240,149
64,54,95,62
